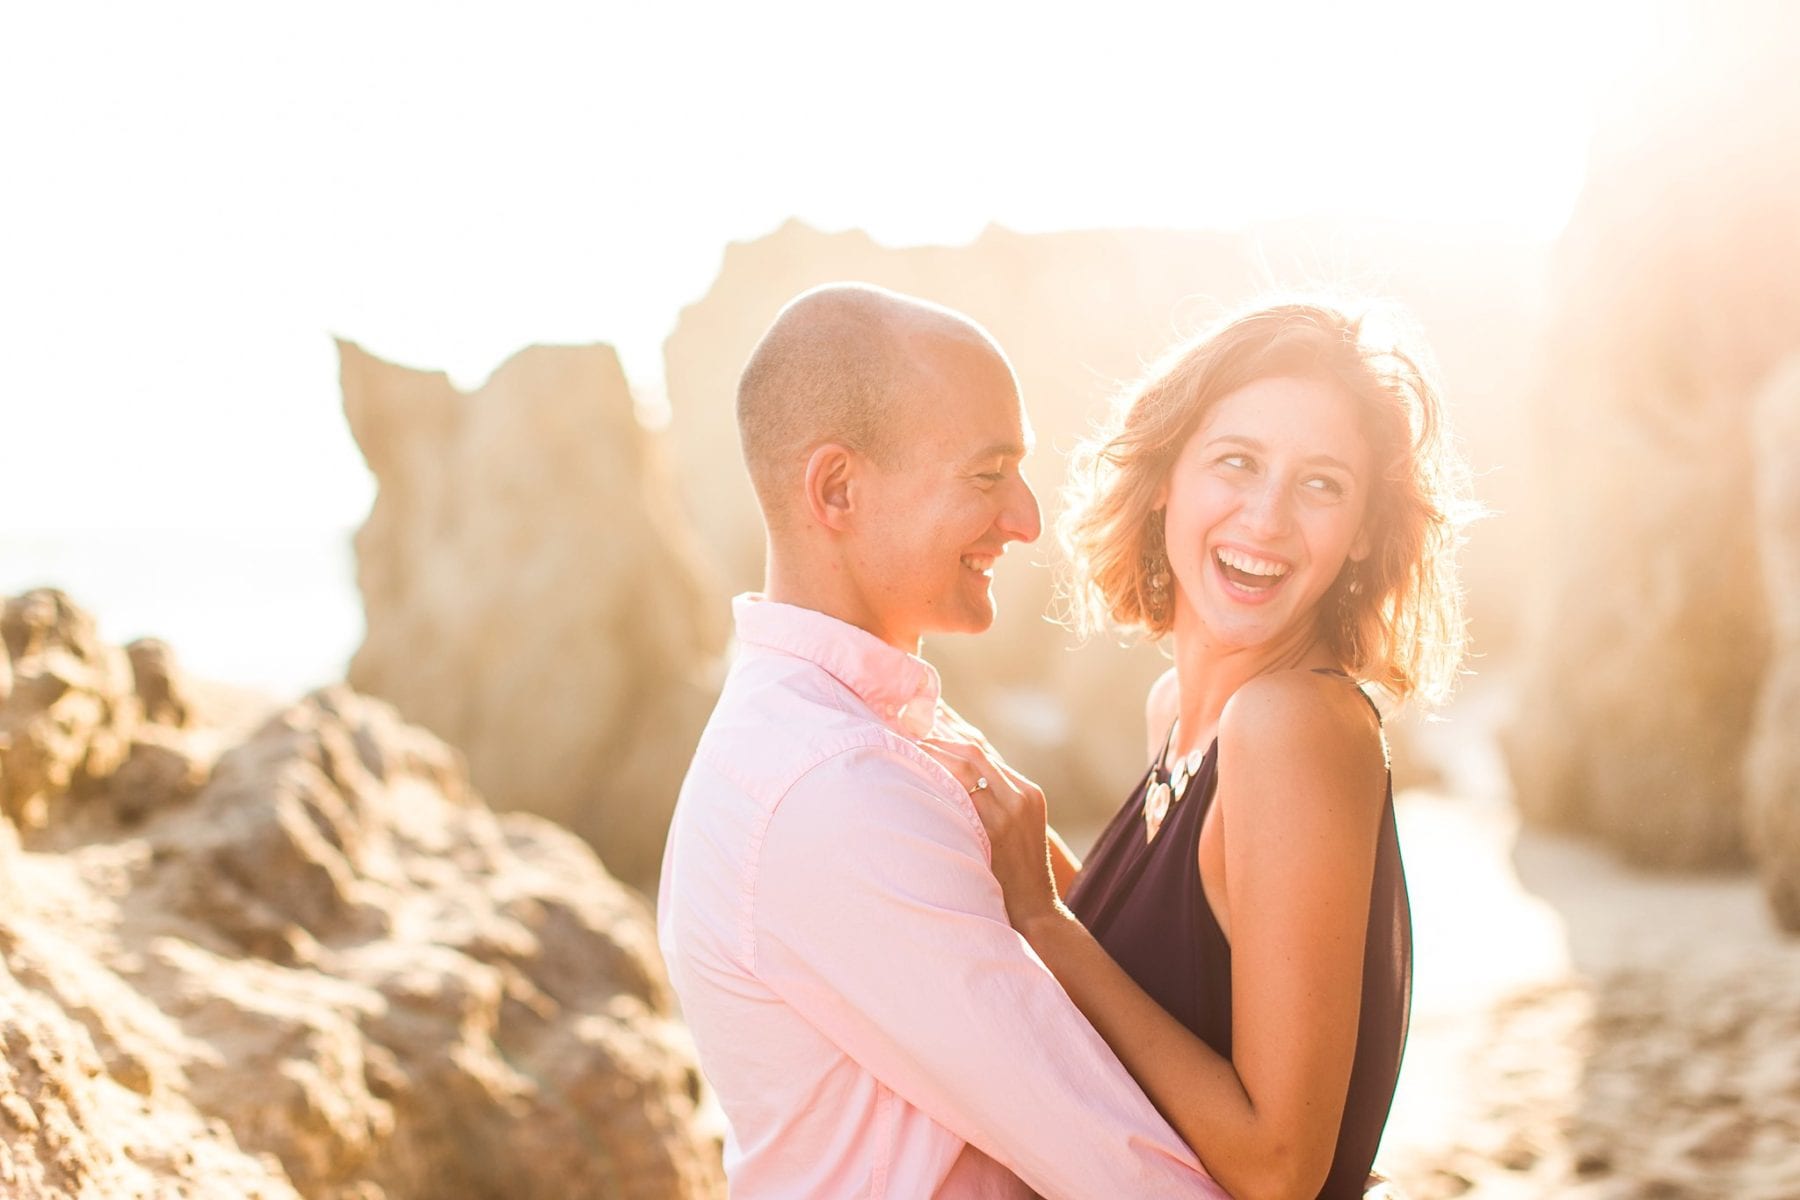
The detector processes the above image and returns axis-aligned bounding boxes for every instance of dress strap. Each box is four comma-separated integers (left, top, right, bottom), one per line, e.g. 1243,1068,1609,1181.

1308,667,1384,724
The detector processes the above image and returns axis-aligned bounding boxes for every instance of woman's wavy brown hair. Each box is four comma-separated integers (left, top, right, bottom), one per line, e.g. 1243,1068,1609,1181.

1059,298,1473,705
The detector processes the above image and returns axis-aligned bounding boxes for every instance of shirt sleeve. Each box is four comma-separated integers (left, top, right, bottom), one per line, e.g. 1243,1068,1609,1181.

751,741,1229,1200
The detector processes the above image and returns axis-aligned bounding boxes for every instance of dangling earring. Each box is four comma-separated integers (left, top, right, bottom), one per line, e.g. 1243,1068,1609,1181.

1143,510,1171,626
1335,560,1362,641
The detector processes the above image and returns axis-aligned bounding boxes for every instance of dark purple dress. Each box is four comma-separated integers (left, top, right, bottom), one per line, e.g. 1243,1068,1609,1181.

1065,670,1411,1200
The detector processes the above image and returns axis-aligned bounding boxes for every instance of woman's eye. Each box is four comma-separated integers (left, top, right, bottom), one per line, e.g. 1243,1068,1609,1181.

1218,454,1252,471
1304,476,1346,496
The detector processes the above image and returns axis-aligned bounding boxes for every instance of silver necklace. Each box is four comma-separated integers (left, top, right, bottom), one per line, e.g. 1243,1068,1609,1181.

1145,719,1208,843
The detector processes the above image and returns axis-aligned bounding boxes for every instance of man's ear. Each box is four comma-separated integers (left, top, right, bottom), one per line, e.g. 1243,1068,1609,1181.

802,443,858,531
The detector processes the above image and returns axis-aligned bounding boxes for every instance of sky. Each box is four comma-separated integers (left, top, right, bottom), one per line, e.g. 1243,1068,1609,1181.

2,0,1676,534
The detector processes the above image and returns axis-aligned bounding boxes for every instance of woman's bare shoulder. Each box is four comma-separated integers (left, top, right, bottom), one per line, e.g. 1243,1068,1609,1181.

1218,670,1385,808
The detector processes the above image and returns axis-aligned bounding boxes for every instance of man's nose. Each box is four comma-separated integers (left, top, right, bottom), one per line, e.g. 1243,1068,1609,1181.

999,474,1043,544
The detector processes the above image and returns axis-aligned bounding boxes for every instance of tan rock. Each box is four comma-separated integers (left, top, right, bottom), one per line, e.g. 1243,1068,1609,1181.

126,638,192,729
0,591,724,1198
0,956,302,1200
339,340,728,888
107,727,210,826
1503,25,1800,867
0,589,140,830
1746,356,1800,929
665,221,1539,820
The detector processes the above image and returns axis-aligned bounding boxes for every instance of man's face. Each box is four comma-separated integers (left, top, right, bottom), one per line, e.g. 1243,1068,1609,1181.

851,338,1042,651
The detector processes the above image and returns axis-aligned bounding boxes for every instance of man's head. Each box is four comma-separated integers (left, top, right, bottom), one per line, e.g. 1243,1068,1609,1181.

738,283,1042,651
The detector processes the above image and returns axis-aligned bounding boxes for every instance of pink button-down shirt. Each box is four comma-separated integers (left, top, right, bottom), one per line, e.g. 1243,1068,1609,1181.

658,595,1226,1199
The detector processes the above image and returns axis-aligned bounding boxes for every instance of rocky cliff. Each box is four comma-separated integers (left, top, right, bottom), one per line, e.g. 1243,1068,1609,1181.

0,589,723,1198
1747,356,1800,927
1505,17,1800,868
340,340,728,889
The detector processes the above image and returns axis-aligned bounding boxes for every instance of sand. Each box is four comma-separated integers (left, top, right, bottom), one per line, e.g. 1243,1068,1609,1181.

1377,682,1799,1200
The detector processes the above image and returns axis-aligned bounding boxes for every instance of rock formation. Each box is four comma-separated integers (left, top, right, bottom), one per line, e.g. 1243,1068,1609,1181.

665,221,1539,820
0,589,139,830
1747,356,1800,928
1504,16,1800,867
0,588,724,1199
340,340,727,889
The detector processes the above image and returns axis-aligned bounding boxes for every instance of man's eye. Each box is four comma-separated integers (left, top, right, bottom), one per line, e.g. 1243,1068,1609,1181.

977,471,1005,483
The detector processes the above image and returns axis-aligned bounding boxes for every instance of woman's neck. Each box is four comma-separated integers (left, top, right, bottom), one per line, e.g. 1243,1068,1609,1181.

1167,610,1336,758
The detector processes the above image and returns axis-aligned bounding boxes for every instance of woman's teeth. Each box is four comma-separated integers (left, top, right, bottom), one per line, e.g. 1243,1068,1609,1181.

1214,546,1289,591
1215,547,1289,578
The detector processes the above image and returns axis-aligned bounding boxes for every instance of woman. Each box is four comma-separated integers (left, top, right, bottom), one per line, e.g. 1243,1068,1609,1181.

925,301,1469,1200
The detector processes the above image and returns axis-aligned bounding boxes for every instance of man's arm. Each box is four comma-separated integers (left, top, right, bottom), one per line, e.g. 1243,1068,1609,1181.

752,743,1226,1200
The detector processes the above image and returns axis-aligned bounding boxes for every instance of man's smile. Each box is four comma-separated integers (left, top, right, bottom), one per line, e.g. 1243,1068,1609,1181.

961,552,1000,578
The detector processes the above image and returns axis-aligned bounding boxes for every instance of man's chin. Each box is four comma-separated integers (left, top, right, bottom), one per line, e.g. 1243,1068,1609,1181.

944,597,998,637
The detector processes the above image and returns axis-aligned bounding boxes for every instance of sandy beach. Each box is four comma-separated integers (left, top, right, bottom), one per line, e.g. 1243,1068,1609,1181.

1372,682,1798,1199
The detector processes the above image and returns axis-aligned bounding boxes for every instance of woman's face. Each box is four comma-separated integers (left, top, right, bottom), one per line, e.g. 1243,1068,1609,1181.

1159,374,1375,654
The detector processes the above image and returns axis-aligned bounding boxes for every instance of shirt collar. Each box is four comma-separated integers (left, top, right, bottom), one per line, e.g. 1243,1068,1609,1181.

732,593,941,738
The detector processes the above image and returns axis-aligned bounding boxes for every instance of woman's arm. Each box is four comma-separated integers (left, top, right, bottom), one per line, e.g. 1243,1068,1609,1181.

927,673,1387,1200
1047,825,1081,896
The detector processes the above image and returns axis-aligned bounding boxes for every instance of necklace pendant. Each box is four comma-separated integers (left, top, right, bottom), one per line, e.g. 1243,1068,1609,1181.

1170,748,1206,803
1144,781,1173,842
1178,749,1204,801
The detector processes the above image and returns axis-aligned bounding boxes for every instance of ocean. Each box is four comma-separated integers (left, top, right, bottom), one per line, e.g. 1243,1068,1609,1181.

0,527,363,699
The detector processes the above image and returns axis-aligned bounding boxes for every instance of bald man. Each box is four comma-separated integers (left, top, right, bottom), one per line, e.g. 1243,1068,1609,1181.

658,285,1224,1199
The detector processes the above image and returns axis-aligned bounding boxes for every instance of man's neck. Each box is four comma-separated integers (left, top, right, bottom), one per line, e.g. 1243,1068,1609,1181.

763,552,921,656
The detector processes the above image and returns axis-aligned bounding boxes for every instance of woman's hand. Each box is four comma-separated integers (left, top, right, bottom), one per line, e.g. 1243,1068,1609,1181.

920,734,1063,930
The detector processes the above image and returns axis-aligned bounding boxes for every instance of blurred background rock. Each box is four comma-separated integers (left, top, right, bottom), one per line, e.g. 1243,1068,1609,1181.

1504,6,1800,874
338,339,727,889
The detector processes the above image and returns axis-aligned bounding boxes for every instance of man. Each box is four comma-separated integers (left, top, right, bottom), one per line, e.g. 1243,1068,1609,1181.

658,284,1225,1198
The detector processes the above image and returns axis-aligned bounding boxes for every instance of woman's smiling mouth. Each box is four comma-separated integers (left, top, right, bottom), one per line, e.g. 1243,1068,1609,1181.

1212,544,1291,601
